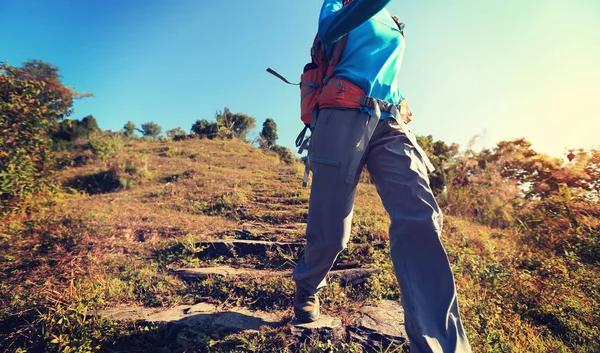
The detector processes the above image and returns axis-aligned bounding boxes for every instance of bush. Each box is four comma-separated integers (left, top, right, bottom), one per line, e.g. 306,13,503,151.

113,154,154,189
52,115,100,142
1,63,66,211
65,154,153,194
270,145,296,164
439,151,520,228
166,127,186,140
215,108,255,141
88,135,123,161
191,119,219,139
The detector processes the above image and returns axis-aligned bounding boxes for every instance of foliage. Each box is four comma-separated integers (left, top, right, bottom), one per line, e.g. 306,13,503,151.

87,134,123,161
215,107,255,142
122,121,136,138
1,60,92,117
2,125,600,352
0,61,91,212
568,148,600,201
417,135,459,195
259,118,278,148
138,121,162,140
191,119,219,138
270,145,296,164
52,115,100,142
166,127,186,140
439,149,521,228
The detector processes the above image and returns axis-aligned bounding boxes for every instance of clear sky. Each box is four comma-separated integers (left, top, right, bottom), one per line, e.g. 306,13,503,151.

2,0,599,158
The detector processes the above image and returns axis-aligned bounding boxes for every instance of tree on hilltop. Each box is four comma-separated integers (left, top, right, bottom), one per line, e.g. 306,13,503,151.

138,121,162,140
166,127,186,140
191,119,218,138
123,121,136,137
215,107,255,142
259,118,278,148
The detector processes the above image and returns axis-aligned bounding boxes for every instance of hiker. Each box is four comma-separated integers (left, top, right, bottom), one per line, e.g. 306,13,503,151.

290,1,473,352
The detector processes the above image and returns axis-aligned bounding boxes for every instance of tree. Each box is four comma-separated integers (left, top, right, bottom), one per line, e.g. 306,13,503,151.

484,138,564,199
77,115,99,138
215,107,255,141
583,149,600,198
260,118,278,148
1,61,90,210
51,115,99,142
138,121,162,140
123,121,136,137
166,127,186,140
191,119,218,138
1,60,92,118
416,135,459,195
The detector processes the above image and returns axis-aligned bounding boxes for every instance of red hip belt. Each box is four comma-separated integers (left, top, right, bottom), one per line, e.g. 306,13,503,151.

318,78,412,124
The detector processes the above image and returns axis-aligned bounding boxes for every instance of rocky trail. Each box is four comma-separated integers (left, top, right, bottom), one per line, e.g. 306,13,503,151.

92,166,410,352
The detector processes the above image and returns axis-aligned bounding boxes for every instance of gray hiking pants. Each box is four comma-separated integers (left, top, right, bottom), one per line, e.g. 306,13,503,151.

292,108,472,353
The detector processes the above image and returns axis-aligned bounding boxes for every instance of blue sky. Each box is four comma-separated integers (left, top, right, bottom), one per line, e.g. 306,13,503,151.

2,0,599,158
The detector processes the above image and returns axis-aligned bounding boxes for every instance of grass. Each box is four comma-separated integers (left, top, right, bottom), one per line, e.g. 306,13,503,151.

1,137,599,352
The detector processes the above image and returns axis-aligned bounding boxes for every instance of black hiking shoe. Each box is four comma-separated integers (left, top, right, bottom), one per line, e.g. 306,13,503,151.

294,285,320,323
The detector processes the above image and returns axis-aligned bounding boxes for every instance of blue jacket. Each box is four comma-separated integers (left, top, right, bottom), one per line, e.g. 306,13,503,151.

319,0,405,117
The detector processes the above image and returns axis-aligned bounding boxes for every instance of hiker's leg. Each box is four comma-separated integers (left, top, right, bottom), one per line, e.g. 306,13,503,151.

367,118,472,353
292,108,367,294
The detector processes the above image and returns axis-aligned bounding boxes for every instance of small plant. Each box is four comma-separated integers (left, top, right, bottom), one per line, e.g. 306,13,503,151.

112,154,154,189
88,135,123,161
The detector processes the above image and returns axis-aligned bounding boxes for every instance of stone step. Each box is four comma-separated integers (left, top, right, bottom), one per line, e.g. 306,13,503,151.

241,209,308,224
252,197,308,206
91,302,283,332
92,300,407,351
194,239,304,258
238,222,307,233
233,228,301,238
246,202,302,212
169,266,382,286
188,239,386,269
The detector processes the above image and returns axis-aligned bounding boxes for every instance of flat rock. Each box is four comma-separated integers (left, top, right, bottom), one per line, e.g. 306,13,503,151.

170,266,381,286
291,315,345,342
91,306,157,321
356,300,407,338
212,307,281,332
194,239,304,258
350,300,408,352
93,302,282,333
291,315,342,330
169,266,279,280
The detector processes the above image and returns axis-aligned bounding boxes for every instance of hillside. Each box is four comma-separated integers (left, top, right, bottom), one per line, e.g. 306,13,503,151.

1,137,599,352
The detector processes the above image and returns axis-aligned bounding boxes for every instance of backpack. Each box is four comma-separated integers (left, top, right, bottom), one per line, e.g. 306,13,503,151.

267,0,353,128
266,2,408,186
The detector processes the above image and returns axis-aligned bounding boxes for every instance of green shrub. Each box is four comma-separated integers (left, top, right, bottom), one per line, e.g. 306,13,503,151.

88,135,123,161
113,154,154,189
0,62,72,211
269,145,296,164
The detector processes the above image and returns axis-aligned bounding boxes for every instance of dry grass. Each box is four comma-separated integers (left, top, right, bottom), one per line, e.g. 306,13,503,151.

1,137,599,352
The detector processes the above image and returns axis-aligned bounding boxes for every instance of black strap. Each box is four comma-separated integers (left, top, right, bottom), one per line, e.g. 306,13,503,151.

295,125,310,148
266,68,299,86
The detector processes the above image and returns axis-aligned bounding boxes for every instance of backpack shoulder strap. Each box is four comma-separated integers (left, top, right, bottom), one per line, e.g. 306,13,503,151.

323,0,353,81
